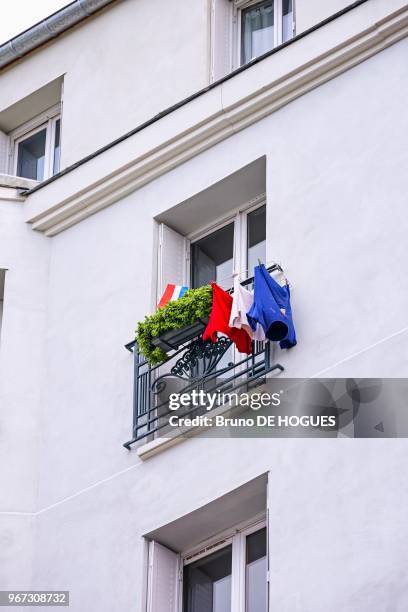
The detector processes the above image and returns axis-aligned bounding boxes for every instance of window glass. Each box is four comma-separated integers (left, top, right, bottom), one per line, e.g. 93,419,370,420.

246,528,267,612
247,205,266,275
183,545,232,612
16,128,47,181
191,223,234,289
53,119,61,175
241,1,274,65
282,0,294,42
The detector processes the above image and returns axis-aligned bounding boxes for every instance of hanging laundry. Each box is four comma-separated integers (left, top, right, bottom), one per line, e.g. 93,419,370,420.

157,284,188,309
229,275,265,341
247,264,297,349
203,282,252,354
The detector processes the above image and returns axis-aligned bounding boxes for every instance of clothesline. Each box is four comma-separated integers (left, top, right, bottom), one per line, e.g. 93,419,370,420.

215,260,288,288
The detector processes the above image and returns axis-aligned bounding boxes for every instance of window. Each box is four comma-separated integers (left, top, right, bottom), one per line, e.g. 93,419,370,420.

183,522,267,612
211,0,295,80
10,107,61,182
190,203,266,290
16,127,47,181
147,521,267,612
246,527,267,612
156,199,266,303
238,0,294,66
282,0,294,43
241,1,275,65
145,474,268,612
183,544,232,611
191,222,235,290
53,118,61,175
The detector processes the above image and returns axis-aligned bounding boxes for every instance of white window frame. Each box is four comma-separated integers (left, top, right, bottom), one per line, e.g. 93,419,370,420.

187,192,266,288
8,104,61,181
180,514,267,612
232,0,295,69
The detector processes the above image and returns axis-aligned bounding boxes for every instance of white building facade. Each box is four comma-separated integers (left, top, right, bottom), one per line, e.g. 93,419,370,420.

1,0,408,610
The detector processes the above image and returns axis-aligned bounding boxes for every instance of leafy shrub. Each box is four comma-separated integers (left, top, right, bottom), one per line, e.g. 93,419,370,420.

136,285,212,365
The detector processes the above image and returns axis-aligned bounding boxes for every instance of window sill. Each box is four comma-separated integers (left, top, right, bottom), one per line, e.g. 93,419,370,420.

0,173,39,191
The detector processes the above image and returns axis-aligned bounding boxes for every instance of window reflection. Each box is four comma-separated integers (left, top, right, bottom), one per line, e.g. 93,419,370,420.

183,545,232,612
17,128,47,181
241,1,274,64
191,223,234,290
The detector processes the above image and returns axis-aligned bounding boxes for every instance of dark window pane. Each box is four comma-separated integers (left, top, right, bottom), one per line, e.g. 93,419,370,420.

17,129,47,181
246,527,267,564
241,1,274,65
53,119,61,175
246,528,267,612
183,545,232,612
191,223,234,289
247,205,266,274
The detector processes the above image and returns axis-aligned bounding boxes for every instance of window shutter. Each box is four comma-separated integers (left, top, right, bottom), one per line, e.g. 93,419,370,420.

0,130,8,174
157,223,189,302
147,541,180,612
211,0,233,81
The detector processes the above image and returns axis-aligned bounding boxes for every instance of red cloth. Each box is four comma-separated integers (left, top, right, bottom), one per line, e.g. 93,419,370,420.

203,283,252,355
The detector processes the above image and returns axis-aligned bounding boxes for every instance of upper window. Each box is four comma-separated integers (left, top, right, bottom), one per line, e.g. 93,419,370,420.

191,203,266,290
239,0,294,65
191,222,235,290
11,108,61,182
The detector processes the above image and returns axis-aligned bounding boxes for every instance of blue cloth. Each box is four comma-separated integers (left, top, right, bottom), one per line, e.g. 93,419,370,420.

247,264,297,349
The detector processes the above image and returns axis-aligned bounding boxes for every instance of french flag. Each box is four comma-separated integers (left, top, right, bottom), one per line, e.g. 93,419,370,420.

157,284,188,309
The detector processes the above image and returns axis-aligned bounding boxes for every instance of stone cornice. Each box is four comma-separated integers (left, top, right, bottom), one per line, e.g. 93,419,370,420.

25,0,408,236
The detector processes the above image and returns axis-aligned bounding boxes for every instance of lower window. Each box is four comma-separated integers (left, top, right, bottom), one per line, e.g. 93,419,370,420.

183,544,232,611
246,527,267,612
183,524,267,612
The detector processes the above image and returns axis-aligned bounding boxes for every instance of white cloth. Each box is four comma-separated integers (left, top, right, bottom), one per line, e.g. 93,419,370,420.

229,276,266,341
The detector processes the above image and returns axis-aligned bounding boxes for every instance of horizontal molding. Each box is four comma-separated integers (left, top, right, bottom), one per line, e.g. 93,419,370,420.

27,3,408,236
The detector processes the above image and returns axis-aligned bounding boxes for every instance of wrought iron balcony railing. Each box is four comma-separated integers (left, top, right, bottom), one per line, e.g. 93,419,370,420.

123,266,284,449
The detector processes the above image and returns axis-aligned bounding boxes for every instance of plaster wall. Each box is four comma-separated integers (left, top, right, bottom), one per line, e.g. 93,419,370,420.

30,35,408,500
295,0,359,33
0,196,50,588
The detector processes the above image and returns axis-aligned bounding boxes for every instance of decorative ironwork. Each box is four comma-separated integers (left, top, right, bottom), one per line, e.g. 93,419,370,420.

151,336,232,395
171,336,232,377
123,265,285,449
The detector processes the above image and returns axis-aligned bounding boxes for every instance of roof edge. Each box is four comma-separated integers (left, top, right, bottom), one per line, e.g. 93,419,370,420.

0,0,118,71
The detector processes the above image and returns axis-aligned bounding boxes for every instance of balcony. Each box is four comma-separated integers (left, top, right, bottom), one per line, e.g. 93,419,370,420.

123,266,285,449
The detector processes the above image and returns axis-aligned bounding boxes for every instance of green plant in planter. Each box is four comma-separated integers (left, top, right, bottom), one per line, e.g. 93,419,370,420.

136,285,212,365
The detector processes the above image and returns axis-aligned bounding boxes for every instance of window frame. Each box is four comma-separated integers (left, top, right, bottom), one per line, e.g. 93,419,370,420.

181,514,267,612
233,0,295,69
187,193,266,288
9,104,61,182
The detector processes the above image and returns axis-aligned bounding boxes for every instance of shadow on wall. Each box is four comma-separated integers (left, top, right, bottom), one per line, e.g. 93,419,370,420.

0,269,5,341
